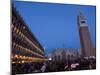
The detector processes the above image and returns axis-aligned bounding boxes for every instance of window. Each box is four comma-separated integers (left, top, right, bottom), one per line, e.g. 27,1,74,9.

81,21,85,24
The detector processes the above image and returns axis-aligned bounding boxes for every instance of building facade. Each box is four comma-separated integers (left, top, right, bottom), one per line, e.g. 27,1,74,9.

77,12,96,57
12,6,46,64
47,48,80,62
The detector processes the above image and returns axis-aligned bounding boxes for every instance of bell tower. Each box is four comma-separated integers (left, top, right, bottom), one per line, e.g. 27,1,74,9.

77,11,95,57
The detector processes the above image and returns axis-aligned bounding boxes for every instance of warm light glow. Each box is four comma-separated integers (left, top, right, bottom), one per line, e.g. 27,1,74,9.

13,42,44,58
14,54,18,58
14,26,17,32
12,54,47,64
13,26,44,54
22,60,25,63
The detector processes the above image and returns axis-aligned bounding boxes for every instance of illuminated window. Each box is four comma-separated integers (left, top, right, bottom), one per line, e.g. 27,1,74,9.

14,27,17,32
23,26,25,29
19,31,21,36
16,29,19,34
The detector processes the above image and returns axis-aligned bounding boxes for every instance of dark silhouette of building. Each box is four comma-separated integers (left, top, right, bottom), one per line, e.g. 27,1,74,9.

77,12,96,57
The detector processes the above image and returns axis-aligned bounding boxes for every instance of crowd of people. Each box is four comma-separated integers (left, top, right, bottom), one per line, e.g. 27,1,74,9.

12,62,43,74
12,58,96,74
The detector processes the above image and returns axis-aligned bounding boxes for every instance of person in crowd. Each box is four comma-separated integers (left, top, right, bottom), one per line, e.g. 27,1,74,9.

40,62,47,72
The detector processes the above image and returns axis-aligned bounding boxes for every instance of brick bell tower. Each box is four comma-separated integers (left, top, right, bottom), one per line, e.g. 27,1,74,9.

77,11,95,57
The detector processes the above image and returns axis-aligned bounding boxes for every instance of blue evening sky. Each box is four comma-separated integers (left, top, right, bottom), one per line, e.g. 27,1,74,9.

13,1,96,53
